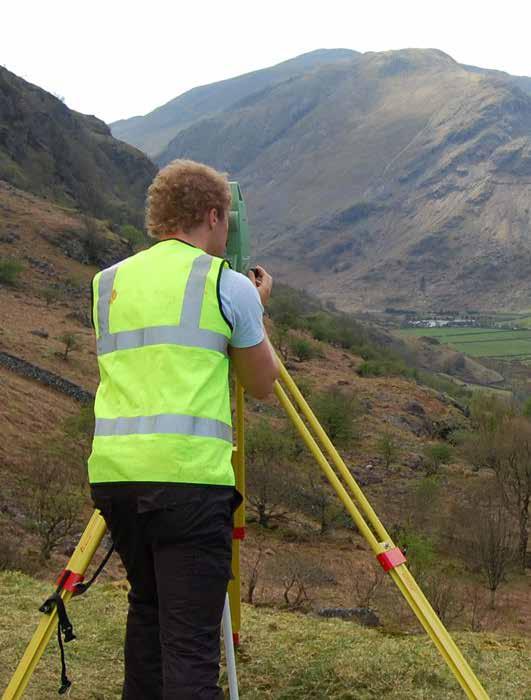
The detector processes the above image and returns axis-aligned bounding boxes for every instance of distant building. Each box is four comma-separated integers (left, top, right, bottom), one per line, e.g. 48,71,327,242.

407,318,479,328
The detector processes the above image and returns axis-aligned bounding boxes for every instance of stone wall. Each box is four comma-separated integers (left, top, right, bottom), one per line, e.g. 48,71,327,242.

0,351,94,404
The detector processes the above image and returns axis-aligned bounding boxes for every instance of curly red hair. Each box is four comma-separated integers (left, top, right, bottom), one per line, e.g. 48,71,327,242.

146,159,231,238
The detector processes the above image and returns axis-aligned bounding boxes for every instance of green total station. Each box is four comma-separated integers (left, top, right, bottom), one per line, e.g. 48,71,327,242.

226,182,250,274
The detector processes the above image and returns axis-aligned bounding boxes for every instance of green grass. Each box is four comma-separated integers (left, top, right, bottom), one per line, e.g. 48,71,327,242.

1,571,530,699
400,327,531,360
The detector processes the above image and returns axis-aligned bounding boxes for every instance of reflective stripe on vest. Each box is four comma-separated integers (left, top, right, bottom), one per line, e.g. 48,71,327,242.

95,413,232,442
96,254,228,356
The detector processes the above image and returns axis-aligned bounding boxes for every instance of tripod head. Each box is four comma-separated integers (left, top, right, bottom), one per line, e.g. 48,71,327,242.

226,182,250,274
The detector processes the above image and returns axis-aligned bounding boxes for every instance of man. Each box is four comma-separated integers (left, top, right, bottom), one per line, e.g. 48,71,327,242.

88,159,279,699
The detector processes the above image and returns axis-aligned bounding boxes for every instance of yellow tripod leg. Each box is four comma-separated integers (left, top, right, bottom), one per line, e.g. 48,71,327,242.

228,380,245,645
2,511,107,700
274,370,490,700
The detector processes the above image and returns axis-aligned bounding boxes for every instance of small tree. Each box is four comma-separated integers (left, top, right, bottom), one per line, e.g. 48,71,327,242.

271,324,290,362
294,469,343,534
423,443,452,475
82,215,102,265
59,332,78,360
376,432,400,469
354,564,385,608
63,404,95,461
246,420,297,528
245,536,265,605
267,550,335,609
451,482,515,608
19,452,84,559
463,415,531,572
423,574,465,626
477,503,515,608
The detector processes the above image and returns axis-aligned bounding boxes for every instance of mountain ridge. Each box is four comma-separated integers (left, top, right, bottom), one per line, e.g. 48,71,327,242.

0,66,156,227
110,49,360,157
141,48,531,313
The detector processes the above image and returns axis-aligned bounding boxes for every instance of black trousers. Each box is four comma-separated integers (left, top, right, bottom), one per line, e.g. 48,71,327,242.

92,484,239,700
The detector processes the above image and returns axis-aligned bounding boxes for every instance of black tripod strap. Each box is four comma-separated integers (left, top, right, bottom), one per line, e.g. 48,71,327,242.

57,622,72,695
73,544,115,595
38,545,115,694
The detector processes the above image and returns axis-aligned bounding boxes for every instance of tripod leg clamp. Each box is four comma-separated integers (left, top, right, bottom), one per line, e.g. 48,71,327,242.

55,569,85,594
377,547,407,572
232,527,246,540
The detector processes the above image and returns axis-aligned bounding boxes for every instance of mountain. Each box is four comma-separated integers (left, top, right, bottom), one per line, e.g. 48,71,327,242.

0,67,156,227
463,63,531,98
148,48,531,313
110,49,359,158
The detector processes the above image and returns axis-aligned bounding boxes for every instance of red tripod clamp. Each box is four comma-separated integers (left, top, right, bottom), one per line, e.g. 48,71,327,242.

377,547,407,572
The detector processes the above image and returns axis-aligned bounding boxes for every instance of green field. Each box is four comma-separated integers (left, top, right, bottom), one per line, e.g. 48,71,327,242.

398,327,531,361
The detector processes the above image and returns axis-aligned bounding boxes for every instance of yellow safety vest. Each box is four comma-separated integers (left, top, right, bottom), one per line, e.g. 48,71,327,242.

88,239,234,486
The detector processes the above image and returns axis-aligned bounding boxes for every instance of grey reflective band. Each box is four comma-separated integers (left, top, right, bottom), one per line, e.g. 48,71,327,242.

180,255,213,327
95,413,232,443
96,253,228,356
97,325,227,355
98,262,123,336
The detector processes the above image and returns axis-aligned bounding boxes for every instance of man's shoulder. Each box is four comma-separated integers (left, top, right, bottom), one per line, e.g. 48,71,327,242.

220,267,255,296
220,267,252,284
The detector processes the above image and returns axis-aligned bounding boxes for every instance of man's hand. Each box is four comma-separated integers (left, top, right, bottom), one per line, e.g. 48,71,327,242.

248,265,272,306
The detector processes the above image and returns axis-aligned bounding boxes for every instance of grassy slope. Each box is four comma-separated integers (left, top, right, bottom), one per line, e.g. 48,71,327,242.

0,572,529,699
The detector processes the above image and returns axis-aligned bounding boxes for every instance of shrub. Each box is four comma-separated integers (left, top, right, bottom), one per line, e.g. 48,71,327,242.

120,224,146,247
423,443,452,475
416,370,471,402
311,388,361,446
0,538,20,571
289,336,318,362
409,476,442,531
268,284,319,330
395,528,436,578
0,258,23,285
305,313,366,349
522,397,531,418
358,359,416,379
420,336,441,345
42,286,63,306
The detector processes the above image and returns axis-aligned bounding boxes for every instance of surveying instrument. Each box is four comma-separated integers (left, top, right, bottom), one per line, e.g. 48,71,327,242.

3,183,491,699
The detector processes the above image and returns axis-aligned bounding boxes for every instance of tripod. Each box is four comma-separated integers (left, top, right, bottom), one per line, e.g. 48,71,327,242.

2,360,490,700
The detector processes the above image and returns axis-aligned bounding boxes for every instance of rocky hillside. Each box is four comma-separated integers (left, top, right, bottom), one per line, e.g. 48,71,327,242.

122,48,531,314
110,49,359,158
0,67,156,227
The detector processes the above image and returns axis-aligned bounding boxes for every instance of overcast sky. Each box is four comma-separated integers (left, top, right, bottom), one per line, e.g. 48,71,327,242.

3,0,531,124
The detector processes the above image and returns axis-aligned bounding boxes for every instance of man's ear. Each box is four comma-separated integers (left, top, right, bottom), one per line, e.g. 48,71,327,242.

207,207,218,229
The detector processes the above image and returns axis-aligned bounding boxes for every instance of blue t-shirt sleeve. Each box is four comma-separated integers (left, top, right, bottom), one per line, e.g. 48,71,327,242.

219,268,265,348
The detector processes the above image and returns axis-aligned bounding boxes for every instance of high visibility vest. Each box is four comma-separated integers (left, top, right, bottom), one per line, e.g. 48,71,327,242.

87,239,235,486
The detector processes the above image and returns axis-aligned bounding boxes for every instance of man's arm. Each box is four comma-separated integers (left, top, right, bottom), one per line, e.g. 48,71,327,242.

230,334,279,399
224,265,279,399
